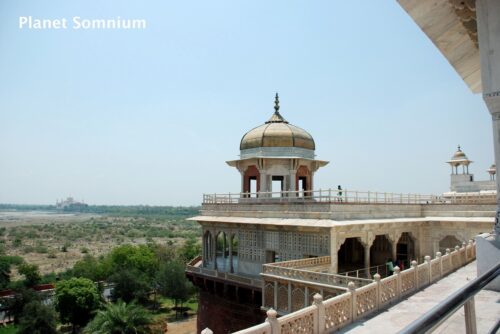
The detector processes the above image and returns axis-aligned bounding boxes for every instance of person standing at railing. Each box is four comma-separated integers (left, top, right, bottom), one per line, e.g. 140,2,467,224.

386,258,395,275
337,185,343,202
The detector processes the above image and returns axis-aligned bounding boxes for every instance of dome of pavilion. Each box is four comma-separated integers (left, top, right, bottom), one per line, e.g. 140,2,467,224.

239,94,315,151
451,146,468,160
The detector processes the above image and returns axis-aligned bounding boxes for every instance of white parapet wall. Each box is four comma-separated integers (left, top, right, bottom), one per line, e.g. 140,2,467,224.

227,242,476,334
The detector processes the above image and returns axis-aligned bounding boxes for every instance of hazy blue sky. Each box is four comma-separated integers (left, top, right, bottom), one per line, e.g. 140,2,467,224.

0,1,493,205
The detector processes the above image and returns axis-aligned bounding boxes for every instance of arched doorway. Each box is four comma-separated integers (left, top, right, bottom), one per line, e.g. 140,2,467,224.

370,235,393,268
203,230,213,267
439,235,462,253
216,232,228,271
396,232,416,269
338,237,364,273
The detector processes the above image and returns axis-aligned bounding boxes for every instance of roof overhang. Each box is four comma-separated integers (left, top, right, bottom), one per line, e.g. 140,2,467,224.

397,0,482,93
226,157,329,168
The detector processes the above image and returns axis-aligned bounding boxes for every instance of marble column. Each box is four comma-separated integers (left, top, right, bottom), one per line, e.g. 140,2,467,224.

213,233,218,270
222,233,227,258
229,234,234,273
364,245,370,270
477,0,500,238
329,228,338,274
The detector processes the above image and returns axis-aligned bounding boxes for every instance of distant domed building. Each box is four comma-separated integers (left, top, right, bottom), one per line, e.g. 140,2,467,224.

445,145,496,194
187,95,495,333
227,93,328,195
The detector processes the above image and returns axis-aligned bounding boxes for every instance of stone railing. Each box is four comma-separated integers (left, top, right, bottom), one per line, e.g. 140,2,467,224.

226,241,476,334
265,256,331,269
203,189,496,205
186,260,262,288
263,262,372,289
203,189,440,205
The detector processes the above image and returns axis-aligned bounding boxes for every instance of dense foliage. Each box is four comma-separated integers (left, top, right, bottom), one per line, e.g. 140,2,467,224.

17,300,58,334
55,278,101,330
84,301,153,334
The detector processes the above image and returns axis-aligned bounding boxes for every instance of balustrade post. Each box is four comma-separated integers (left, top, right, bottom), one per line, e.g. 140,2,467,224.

454,245,460,269
274,281,278,310
468,240,474,261
394,266,401,299
425,255,431,284
436,252,442,279
266,309,280,334
411,260,417,290
288,282,292,313
313,293,325,334
462,242,467,265
201,328,213,334
374,273,381,310
464,297,477,334
348,281,357,322
304,286,309,308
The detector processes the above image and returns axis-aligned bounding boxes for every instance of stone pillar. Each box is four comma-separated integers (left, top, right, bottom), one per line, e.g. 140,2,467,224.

391,240,398,262
289,170,297,197
222,233,226,258
477,0,500,238
240,171,245,195
212,233,217,270
229,234,234,273
329,228,338,274
364,245,371,270
259,171,268,195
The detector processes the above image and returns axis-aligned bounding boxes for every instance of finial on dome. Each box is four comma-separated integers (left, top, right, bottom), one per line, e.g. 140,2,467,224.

274,93,280,113
458,145,461,151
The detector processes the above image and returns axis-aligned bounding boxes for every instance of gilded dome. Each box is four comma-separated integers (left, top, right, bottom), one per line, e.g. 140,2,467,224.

451,145,468,160
240,94,315,151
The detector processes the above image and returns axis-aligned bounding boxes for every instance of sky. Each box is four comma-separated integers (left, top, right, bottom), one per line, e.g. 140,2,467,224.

0,1,494,206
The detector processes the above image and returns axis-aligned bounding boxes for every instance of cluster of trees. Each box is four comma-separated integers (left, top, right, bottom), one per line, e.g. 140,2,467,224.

2,241,200,333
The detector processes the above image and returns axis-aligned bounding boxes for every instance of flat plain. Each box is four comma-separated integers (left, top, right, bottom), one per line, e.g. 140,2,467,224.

0,209,200,278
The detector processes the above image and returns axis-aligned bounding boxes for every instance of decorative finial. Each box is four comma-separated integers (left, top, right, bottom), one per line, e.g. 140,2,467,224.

458,145,461,151
274,93,280,113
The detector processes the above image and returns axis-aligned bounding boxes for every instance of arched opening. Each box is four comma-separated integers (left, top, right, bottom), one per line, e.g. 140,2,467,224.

271,175,284,197
230,233,238,273
338,237,364,273
243,165,260,197
215,232,228,271
370,235,393,268
296,166,311,196
396,232,416,269
439,235,462,253
203,230,213,268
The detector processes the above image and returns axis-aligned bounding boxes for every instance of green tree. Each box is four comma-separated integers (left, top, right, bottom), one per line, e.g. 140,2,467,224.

55,277,101,332
109,269,151,304
109,244,156,278
17,300,58,334
72,255,109,282
156,261,195,314
84,301,152,334
18,263,41,287
178,237,201,262
0,257,12,289
6,287,40,324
